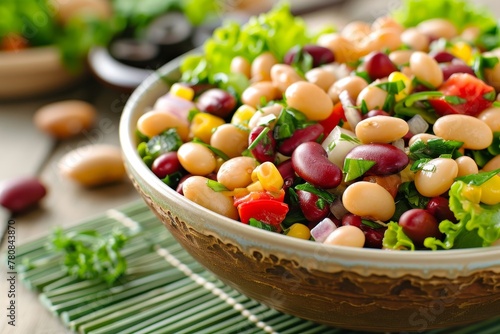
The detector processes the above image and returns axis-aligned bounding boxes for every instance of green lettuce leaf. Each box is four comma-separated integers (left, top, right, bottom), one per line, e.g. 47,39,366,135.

424,181,500,250
181,3,314,84
382,222,416,250
392,0,497,34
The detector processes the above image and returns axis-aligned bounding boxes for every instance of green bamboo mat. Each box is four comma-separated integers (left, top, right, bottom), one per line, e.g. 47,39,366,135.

14,200,500,334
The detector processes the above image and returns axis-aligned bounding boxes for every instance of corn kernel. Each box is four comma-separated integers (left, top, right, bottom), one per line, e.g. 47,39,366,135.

449,41,473,65
231,104,256,129
461,184,482,204
251,162,284,192
388,71,412,101
170,83,195,101
480,175,500,205
286,223,311,240
190,113,225,143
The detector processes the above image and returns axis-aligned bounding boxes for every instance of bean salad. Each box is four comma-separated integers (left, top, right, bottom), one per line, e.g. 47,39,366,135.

136,1,500,251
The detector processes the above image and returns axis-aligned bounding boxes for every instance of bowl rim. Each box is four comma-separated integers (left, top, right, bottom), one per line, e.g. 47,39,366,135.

120,51,500,270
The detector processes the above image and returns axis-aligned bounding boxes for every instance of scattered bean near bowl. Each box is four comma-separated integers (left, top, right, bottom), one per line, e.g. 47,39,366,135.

59,144,126,187
33,100,96,139
0,177,47,213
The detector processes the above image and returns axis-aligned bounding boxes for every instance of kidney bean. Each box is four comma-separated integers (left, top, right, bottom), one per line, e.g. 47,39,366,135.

364,52,397,80
426,197,457,223
276,159,296,190
342,181,395,221
152,151,182,179
355,115,409,144
433,114,493,150
182,175,239,220
414,158,458,197
249,125,276,163
0,177,47,213
284,44,335,67
323,225,365,247
441,63,475,80
296,189,330,223
285,81,333,121
196,88,237,118
278,123,324,156
399,208,443,247
431,51,455,63
291,142,342,189
346,143,409,175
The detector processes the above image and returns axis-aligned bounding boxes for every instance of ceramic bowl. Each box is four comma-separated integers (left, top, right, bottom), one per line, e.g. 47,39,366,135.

0,46,82,100
119,55,500,332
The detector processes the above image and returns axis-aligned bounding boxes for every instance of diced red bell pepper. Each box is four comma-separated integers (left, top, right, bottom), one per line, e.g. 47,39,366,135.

237,199,289,229
428,73,495,117
233,189,285,207
319,102,346,137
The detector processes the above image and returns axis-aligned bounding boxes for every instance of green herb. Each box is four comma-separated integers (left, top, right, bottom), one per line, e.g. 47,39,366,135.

340,133,361,144
443,95,467,105
343,158,376,182
212,72,250,99
50,228,128,285
410,158,435,172
187,109,200,122
409,138,463,160
274,107,308,140
248,127,270,150
361,220,385,229
161,171,183,188
375,80,406,95
135,130,150,143
192,138,230,161
206,179,229,192
398,182,429,208
249,218,275,231
294,183,335,204
472,54,500,80
355,71,372,84
287,46,314,76
455,168,500,186
360,99,370,115
146,128,183,159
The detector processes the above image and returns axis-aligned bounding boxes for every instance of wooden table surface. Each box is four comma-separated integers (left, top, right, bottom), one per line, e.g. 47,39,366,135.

2,1,500,333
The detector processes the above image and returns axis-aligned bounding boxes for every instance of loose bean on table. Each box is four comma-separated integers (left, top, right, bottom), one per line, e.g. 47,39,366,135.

0,177,47,213
59,144,126,187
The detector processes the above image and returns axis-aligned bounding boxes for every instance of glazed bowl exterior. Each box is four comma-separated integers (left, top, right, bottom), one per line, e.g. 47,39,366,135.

119,55,500,332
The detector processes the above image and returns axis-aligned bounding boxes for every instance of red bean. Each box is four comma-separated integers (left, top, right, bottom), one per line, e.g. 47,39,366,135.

345,143,409,175
249,125,276,163
399,208,443,247
364,52,397,80
426,196,457,223
0,177,47,213
296,189,330,223
197,88,236,118
284,45,335,68
276,159,296,190
291,142,342,189
431,51,455,63
441,63,475,80
278,123,324,156
152,151,182,179
341,213,386,248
